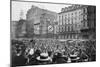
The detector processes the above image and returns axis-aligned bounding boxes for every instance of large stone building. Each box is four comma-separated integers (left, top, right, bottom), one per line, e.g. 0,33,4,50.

11,21,17,39
15,19,27,38
57,5,96,39
26,5,58,38
80,5,96,39
11,19,27,39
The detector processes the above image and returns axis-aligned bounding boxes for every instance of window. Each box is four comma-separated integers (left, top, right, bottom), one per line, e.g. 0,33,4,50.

75,17,77,20
59,36,61,39
70,26,72,31
65,14,67,17
68,35,70,39
84,8,87,13
68,13,70,18
62,15,63,25
75,12,77,15
75,35,77,39
63,26,65,32
65,17,67,23
79,10,81,15
63,16,66,25
71,18,73,24
72,26,73,31
68,18,70,24
84,15,87,20
68,26,69,31
79,16,80,21
71,13,73,17
65,35,67,39
73,18,76,24
59,26,60,32
66,26,68,31
80,15,83,21
69,26,71,31
59,16,61,23
84,21,87,28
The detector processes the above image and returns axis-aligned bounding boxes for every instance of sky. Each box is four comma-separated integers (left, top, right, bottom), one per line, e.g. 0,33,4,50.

12,1,71,21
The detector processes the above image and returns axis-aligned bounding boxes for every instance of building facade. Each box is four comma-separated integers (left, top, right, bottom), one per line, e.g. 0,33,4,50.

15,19,27,38
80,6,96,39
26,5,58,38
57,5,96,39
11,21,17,39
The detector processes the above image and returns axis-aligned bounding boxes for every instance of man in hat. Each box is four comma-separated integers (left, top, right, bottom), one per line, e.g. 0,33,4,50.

12,50,27,66
36,53,52,64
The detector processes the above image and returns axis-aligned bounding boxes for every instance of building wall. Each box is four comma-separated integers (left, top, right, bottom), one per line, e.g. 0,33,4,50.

81,6,96,39
57,5,89,39
16,19,27,38
11,21,17,39
40,13,57,37
87,6,96,29
26,5,58,38
57,5,96,39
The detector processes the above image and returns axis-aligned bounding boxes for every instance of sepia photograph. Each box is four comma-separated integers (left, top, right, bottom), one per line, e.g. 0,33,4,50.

11,0,96,67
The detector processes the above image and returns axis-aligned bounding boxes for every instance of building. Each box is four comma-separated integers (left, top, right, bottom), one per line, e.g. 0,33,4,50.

80,6,96,39
26,5,58,38
16,19,27,38
11,21,17,39
34,23,40,35
39,13,57,38
57,5,96,39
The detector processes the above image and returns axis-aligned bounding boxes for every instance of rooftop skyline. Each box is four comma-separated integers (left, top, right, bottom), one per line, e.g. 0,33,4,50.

12,1,71,21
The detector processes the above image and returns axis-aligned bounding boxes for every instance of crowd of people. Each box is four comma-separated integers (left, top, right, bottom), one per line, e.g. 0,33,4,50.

11,38,96,67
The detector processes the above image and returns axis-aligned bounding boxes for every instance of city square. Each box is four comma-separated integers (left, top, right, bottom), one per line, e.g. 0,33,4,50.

11,1,96,67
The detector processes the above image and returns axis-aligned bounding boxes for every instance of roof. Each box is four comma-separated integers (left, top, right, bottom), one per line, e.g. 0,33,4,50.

58,5,88,14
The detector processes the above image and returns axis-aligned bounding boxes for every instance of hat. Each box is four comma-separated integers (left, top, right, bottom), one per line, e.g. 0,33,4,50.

36,53,51,61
